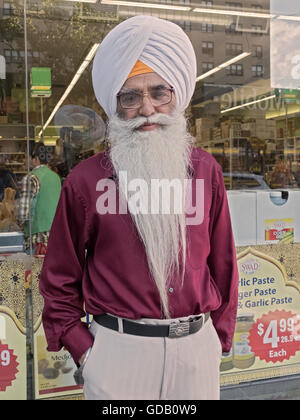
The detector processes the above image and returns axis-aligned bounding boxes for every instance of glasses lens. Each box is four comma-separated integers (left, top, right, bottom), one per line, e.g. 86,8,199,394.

120,92,141,109
149,87,172,106
119,87,172,109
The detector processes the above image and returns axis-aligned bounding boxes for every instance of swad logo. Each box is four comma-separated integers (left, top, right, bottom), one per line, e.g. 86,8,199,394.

241,258,260,275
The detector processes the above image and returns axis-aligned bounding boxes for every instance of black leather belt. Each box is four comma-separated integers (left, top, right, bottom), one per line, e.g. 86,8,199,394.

93,313,210,338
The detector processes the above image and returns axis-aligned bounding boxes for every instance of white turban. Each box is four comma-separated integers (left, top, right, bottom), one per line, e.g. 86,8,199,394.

92,15,197,118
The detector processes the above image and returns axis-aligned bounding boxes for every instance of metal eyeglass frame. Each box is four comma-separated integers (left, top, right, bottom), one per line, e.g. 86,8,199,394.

117,86,174,109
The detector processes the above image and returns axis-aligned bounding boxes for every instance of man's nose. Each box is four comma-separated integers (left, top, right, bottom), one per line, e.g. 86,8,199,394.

138,95,155,117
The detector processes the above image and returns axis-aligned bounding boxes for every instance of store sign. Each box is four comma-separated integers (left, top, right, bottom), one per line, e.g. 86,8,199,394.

0,258,29,400
271,0,300,88
0,56,5,80
30,67,51,98
249,310,299,364
0,310,26,400
220,246,300,384
275,88,299,104
31,258,83,399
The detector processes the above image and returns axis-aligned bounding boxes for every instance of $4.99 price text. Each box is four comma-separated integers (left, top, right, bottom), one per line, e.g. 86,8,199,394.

249,310,300,363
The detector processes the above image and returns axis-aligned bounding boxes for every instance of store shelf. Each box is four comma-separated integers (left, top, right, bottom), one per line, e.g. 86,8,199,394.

0,138,35,141
0,138,31,180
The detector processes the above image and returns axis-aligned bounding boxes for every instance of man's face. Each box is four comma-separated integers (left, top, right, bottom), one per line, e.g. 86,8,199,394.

117,72,176,131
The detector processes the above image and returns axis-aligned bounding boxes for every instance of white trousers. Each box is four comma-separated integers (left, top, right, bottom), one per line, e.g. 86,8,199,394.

83,315,222,400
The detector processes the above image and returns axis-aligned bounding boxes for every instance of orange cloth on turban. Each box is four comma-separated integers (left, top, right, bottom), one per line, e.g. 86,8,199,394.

127,60,155,79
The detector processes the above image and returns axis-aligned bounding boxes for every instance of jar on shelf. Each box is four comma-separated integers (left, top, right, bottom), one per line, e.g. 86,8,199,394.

233,313,255,369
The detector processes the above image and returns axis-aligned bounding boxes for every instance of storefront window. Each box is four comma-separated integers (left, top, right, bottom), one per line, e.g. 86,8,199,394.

0,0,299,400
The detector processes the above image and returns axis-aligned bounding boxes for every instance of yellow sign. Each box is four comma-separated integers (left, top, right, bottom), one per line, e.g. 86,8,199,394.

220,246,300,385
0,308,26,400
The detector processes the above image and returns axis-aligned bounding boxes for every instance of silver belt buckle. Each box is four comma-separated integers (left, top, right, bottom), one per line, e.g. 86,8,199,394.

169,321,190,338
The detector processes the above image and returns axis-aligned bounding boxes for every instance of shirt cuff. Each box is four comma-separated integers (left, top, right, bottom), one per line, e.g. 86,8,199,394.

61,322,94,365
221,339,233,354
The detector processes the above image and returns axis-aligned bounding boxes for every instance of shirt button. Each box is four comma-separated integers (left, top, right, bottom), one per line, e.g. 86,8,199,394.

169,287,174,293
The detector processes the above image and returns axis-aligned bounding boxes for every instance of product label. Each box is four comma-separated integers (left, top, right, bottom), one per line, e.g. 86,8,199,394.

264,218,294,243
220,246,300,385
233,332,253,359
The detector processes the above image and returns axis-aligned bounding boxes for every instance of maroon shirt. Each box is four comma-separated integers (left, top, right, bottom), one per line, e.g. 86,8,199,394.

39,147,239,364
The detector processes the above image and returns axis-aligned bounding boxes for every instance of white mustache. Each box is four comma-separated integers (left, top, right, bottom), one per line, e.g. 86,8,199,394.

115,113,178,131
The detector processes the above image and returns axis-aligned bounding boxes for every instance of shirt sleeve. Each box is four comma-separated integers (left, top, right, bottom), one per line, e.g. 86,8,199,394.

208,167,239,353
39,177,94,364
17,174,40,223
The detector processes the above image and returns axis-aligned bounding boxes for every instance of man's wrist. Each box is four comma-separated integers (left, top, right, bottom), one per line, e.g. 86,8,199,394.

79,347,92,366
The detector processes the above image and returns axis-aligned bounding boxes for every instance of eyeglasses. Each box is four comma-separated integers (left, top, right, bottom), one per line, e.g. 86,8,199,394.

117,86,174,109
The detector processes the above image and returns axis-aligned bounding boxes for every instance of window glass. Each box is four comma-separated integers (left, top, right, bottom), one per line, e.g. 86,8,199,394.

0,0,299,401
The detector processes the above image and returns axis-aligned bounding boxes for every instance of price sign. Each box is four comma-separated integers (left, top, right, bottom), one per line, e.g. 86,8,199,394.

0,341,19,392
249,310,300,363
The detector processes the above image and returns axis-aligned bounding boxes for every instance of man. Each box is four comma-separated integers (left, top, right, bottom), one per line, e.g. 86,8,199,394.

39,16,238,400
17,142,61,254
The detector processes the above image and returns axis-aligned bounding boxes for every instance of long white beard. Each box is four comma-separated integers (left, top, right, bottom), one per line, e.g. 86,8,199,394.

108,111,193,318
